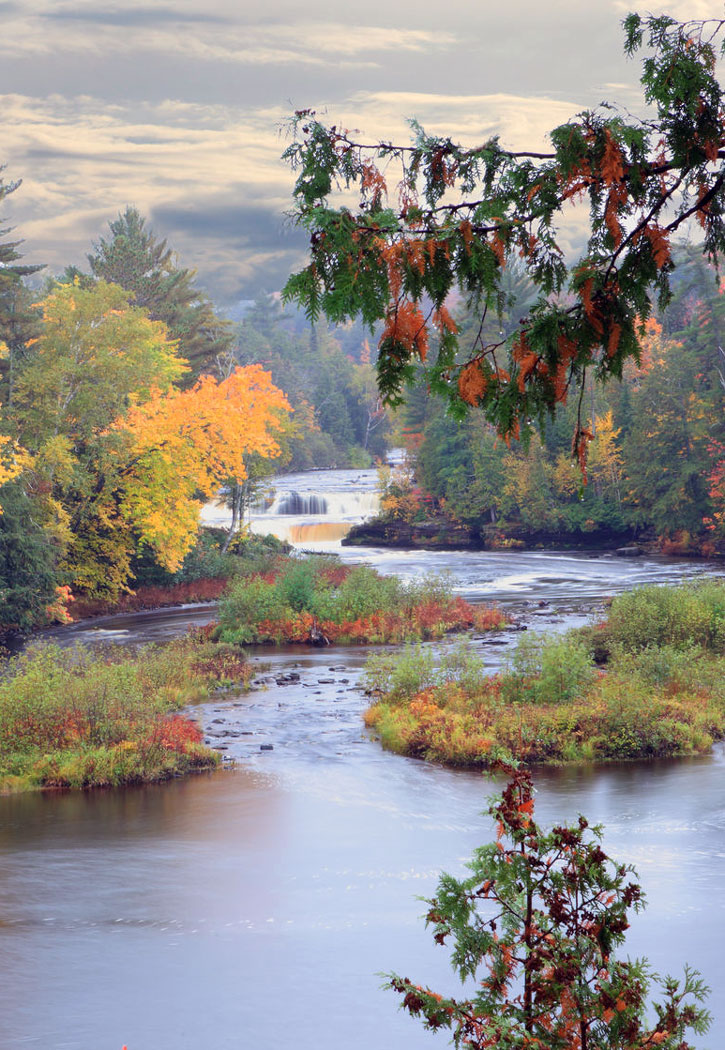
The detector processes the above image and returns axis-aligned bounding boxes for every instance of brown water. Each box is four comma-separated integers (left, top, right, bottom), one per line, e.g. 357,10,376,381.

2,543,725,1049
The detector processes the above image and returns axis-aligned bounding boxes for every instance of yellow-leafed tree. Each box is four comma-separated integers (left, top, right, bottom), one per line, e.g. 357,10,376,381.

118,366,290,570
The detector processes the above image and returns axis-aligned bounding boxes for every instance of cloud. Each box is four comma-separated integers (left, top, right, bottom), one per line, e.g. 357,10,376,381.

0,7,456,70
45,4,231,27
2,92,303,302
612,0,725,17
1,79,624,305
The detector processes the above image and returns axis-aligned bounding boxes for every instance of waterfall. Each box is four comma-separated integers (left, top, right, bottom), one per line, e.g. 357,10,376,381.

203,460,396,550
269,492,329,515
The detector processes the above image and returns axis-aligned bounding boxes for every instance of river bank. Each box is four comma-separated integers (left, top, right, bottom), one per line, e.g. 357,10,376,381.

342,515,725,558
0,636,252,793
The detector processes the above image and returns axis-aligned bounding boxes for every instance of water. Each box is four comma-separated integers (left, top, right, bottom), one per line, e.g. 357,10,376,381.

201,466,381,547
3,470,725,1049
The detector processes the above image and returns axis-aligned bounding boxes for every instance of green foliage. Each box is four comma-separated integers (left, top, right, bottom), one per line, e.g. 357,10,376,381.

218,577,292,644
88,206,233,381
364,583,725,768
233,296,391,467
604,580,725,654
505,633,596,704
217,555,504,645
363,644,439,701
387,769,710,1048
0,480,59,637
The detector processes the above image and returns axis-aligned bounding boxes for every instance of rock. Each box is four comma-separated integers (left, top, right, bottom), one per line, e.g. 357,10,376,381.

260,743,274,751
615,545,642,557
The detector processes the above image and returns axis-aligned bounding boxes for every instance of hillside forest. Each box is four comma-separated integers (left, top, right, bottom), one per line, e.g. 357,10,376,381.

383,249,725,556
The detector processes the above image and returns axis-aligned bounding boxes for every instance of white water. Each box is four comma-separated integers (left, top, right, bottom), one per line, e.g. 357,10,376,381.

201,466,381,547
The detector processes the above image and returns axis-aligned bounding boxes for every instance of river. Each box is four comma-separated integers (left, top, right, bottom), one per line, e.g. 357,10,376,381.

2,468,725,1049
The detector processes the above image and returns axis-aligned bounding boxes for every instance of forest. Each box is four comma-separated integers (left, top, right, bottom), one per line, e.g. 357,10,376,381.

378,249,725,555
0,199,391,640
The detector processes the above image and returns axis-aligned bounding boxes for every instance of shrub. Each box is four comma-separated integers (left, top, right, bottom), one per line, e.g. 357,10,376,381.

504,633,596,704
605,580,725,654
217,554,507,645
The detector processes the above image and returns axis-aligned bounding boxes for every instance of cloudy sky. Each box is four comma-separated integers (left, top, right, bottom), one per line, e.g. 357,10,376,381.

1,0,722,307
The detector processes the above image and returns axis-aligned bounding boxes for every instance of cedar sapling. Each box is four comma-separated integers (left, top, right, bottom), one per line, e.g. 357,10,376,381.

387,768,710,1049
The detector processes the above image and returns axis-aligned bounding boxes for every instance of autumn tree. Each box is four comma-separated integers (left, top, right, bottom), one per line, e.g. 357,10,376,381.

388,769,710,1049
10,280,187,596
88,206,233,380
116,366,290,570
283,14,725,464
9,281,290,592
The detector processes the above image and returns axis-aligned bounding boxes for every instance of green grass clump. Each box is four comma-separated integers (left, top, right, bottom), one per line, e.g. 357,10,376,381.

217,556,508,645
364,583,725,769
0,636,250,793
587,579,725,659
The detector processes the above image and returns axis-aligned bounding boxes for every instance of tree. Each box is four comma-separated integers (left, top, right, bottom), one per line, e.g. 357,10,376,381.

283,15,725,465
388,768,710,1049
14,280,185,445
0,171,43,405
88,206,233,380
117,366,290,570
0,479,62,638
9,280,189,597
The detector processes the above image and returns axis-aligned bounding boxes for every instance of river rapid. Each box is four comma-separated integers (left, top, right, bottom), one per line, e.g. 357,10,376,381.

2,468,725,1050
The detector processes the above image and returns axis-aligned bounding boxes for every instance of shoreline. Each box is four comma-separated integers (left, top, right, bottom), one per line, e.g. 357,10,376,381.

342,517,725,558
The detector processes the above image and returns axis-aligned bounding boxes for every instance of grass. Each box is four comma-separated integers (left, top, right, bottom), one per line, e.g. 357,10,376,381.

0,635,252,793
215,556,508,645
363,580,725,768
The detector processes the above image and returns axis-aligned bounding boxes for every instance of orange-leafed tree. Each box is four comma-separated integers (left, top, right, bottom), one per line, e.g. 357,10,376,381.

388,768,710,1049
117,365,290,570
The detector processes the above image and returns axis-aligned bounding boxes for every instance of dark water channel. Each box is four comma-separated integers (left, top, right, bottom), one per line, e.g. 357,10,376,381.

2,547,725,1049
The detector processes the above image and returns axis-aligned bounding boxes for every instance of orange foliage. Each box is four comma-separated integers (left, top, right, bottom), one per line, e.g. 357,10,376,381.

644,224,671,268
381,301,429,361
458,360,488,405
117,365,290,570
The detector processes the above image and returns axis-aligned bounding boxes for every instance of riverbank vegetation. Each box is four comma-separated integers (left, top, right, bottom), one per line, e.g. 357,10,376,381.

363,580,725,768
0,635,251,793
215,556,508,645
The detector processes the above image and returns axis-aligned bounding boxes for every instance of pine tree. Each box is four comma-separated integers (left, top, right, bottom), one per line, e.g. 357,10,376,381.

389,768,711,1049
88,206,232,380
0,172,43,405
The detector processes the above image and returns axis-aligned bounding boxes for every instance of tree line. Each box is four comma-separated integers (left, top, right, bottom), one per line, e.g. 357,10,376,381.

394,247,725,552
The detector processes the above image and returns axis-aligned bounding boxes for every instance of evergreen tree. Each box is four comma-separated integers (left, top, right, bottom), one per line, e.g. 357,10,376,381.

283,15,725,466
0,480,58,639
88,206,232,380
0,172,43,406
389,769,710,1049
